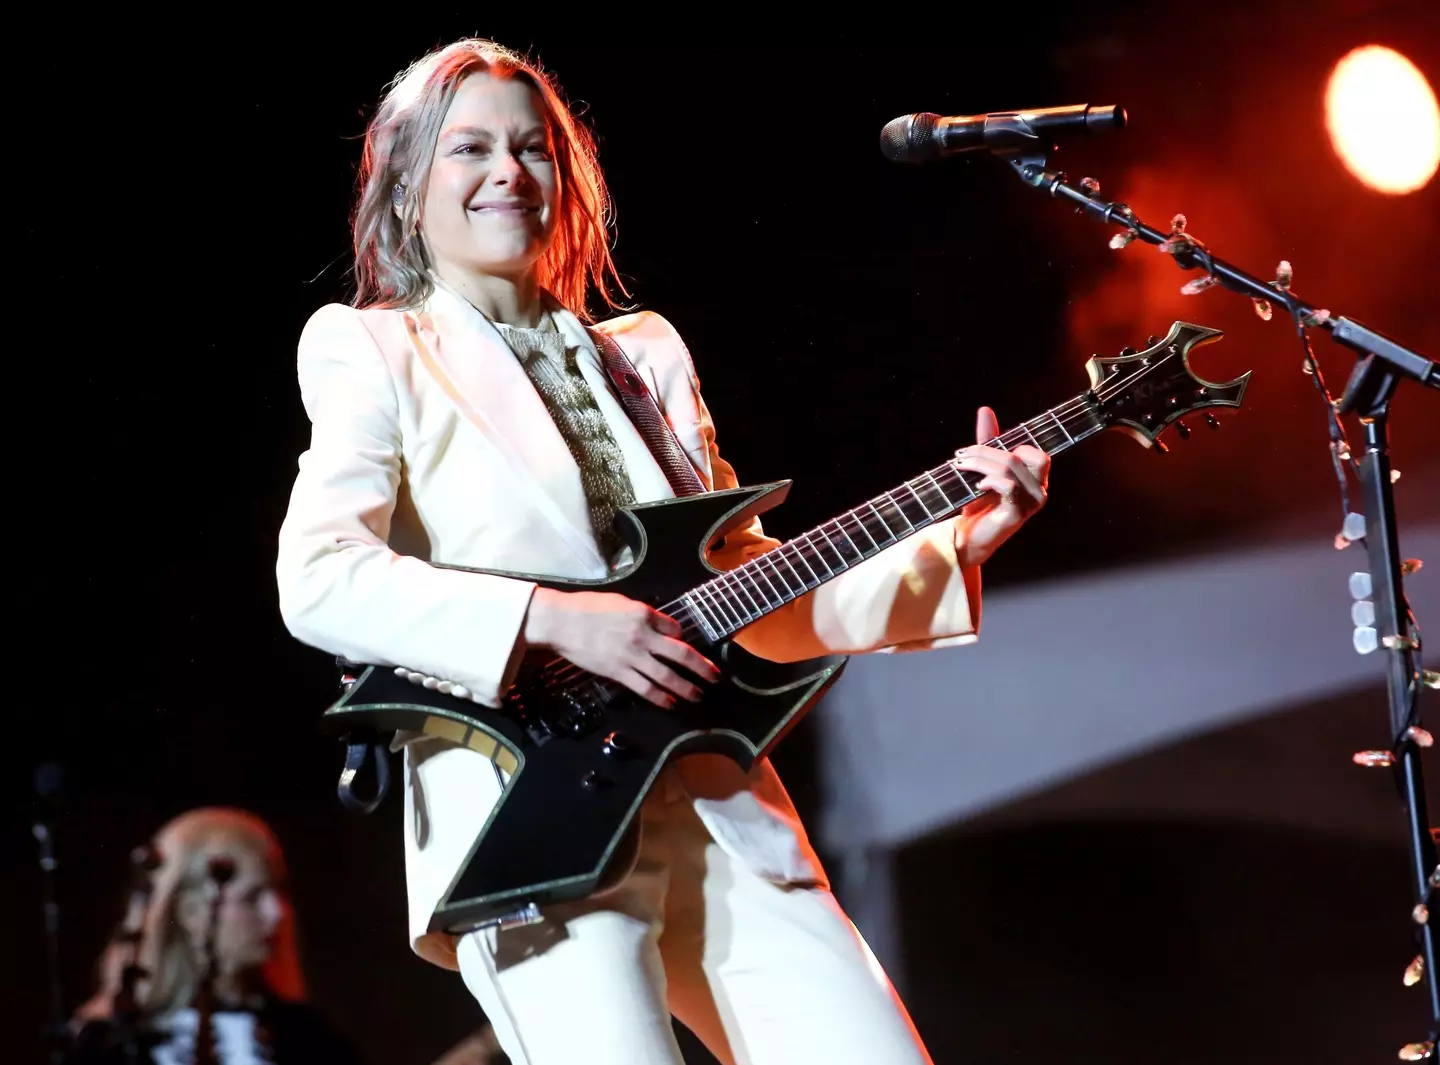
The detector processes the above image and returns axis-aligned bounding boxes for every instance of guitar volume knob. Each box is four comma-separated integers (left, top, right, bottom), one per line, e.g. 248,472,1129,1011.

601,731,632,758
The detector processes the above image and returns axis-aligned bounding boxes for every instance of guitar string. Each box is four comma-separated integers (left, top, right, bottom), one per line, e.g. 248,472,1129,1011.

531,350,1193,697
535,371,1152,690
534,389,1105,695
675,353,1189,641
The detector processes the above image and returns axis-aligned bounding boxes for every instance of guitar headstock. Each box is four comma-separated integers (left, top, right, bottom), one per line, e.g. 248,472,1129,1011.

1087,321,1250,451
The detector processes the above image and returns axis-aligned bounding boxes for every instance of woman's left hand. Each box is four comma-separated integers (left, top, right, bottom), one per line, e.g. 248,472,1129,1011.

952,405,1051,567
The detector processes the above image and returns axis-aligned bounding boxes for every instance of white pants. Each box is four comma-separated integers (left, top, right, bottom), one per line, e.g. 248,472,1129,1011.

455,768,933,1065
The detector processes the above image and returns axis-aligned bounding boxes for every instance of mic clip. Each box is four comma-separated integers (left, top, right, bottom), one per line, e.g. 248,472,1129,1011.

983,114,1052,171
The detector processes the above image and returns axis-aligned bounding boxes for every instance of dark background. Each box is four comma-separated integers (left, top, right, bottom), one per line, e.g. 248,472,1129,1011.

7,3,1439,1063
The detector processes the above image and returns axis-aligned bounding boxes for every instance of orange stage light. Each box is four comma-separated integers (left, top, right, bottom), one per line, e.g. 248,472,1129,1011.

1324,45,1439,195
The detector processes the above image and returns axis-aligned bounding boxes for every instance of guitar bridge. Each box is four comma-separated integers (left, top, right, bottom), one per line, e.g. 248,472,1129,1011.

510,666,611,743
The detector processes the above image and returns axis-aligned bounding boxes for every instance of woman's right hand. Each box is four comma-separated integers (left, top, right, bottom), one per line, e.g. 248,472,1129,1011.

523,588,720,708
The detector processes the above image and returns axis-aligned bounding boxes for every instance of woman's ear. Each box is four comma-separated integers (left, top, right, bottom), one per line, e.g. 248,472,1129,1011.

391,179,408,221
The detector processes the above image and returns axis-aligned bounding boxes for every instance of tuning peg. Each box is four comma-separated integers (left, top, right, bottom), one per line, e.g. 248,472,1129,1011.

1204,413,1220,430
1146,335,1160,346
1175,420,1191,439
1119,345,1137,356
1399,1041,1435,1061
1151,439,1170,455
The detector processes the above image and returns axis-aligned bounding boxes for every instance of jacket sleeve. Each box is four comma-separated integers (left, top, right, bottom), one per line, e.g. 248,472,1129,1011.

691,366,983,663
275,304,535,706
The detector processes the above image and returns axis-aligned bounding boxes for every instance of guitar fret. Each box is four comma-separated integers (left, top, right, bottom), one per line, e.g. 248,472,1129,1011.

875,495,910,533
688,584,716,627
691,585,727,636
921,471,954,511
823,522,864,567
726,569,765,617
704,583,741,630
861,502,899,547
801,537,836,578
684,387,1116,640
1014,419,1055,452
743,563,780,609
772,547,810,592
706,581,747,628
759,553,797,598
811,527,850,572
680,594,720,642
1047,409,1076,447
700,591,729,634
841,510,881,554
762,546,800,594
939,465,979,504
883,490,924,531
748,556,786,602
903,481,936,521
786,541,823,586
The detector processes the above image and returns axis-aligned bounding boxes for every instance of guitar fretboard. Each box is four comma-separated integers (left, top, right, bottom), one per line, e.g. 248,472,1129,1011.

673,391,1107,642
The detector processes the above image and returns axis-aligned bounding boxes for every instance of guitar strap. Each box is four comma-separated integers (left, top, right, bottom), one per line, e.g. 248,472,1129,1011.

336,325,710,816
587,327,708,499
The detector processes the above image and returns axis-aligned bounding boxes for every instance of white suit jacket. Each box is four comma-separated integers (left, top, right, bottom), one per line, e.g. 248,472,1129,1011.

276,280,982,968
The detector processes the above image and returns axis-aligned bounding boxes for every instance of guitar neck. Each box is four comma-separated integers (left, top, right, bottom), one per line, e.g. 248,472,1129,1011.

677,389,1108,642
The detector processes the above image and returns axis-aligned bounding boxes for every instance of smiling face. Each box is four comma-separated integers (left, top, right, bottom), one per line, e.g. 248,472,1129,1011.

418,72,561,286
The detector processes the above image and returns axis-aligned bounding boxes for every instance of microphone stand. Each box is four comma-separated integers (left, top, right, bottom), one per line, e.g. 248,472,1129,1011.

33,763,68,1065
34,821,67,1064
191,856,236,1065
988,135,1438,1057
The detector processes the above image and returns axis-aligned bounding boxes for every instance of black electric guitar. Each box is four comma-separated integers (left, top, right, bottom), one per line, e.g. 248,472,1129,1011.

319,320,1249,935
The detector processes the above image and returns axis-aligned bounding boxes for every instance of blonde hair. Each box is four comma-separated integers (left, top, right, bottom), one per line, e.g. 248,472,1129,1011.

75,808,305,1021
351,38,628,318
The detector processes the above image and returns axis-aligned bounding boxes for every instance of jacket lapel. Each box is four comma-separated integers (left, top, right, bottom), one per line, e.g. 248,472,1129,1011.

405,285,606,574
549,308,677,506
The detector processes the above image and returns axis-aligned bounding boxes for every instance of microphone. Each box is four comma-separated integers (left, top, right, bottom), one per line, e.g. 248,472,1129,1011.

880,103,1126,163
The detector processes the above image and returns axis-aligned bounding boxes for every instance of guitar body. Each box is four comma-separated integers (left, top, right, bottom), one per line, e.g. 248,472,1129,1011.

319,482,848,935
315,319,1249,937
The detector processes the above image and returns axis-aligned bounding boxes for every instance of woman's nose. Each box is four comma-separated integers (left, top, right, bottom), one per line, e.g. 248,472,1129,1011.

490,150,524,185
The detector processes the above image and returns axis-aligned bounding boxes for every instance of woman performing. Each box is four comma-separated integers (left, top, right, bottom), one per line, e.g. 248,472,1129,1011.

276,37,1050,1065
65,807,366,1064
